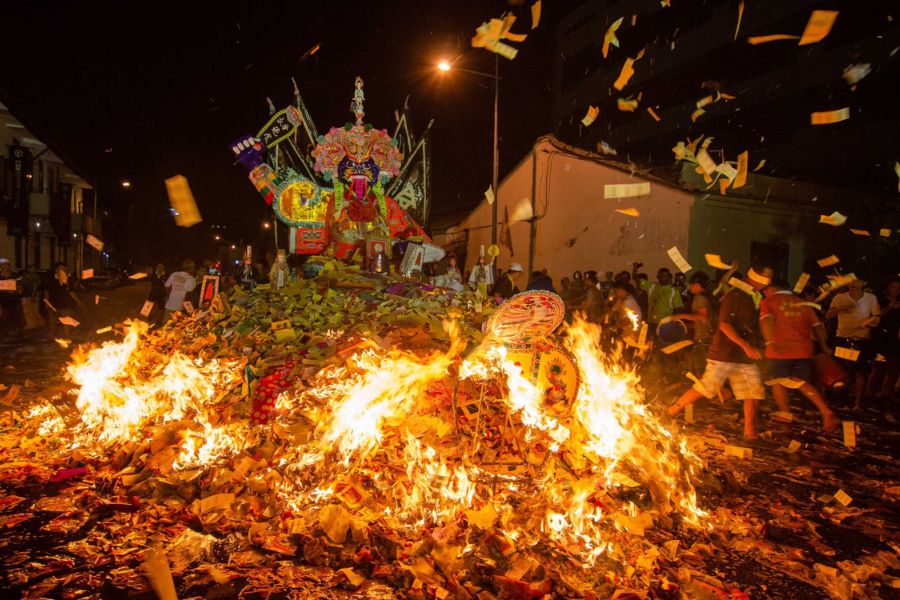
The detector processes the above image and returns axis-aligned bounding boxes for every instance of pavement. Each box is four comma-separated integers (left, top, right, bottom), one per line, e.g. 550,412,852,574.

0,283,150,386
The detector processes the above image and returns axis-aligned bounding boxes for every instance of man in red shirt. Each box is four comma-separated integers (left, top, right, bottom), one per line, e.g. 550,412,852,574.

759,278,838,431
667,268,771,439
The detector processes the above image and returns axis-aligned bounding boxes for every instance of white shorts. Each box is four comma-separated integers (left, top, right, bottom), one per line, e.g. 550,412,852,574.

693,359,765,400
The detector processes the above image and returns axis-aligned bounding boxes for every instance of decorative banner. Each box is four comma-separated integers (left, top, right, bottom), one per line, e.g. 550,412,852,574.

85,234,104,251
811,108,849,125
256,106,302,148
604,182,650,199
164,175,203,228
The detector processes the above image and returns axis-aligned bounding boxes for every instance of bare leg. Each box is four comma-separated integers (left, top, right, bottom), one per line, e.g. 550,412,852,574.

668,388,704,417
772,384,791,413
743,398,758,439
798,382,838,431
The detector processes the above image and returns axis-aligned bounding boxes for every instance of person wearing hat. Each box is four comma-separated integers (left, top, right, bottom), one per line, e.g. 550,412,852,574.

493,262,524,300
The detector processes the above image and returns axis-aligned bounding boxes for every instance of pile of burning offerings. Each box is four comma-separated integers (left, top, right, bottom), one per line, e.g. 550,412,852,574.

6,261,713,598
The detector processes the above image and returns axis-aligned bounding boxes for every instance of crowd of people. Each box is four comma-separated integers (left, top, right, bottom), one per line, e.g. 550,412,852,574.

474,258,899,440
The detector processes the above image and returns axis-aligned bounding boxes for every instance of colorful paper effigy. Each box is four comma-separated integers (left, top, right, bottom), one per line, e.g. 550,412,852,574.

233,77,430,259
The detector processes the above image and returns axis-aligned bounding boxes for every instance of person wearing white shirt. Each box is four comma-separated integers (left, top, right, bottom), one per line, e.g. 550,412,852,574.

164,259,197,321
826,279,880,408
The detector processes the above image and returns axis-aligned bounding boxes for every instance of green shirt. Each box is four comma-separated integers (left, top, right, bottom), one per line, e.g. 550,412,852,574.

640,280,683,324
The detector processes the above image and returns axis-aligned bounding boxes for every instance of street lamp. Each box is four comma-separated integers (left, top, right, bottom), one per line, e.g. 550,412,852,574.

437,56,501,245
120,180,131,189
262,222,270,229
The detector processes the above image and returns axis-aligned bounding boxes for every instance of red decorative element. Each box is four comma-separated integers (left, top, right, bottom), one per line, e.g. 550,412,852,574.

251,359,296,425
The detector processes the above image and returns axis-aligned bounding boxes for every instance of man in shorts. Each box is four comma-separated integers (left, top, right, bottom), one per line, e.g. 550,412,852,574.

667,268,771,439
759,278,838,431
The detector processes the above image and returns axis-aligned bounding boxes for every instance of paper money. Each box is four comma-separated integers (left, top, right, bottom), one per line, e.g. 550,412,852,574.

603,17,623,58
833,489,852,506
799,10,838,46
819,211,847,226
661,340,693,354
165,174,203,228
667,246,692,273
705,254,733,270
604,182,650,199
531,0,541,29
849,228,870,236
811,108,850,125
842,421,856,448
81,269,94,280
880,228,892,237
695,148,717,175
85,234,104,251
617,97,638,112
613,58,635,91
793,272,810,294
141,301,154,317
581,105,599,126
614,207,640,217
646,107,661,122
58,316,80,327
817,255,840,267
834,347,860,362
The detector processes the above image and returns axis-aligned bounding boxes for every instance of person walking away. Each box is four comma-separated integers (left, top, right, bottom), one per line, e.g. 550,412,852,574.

759,278,838,431
164,260,197,321
868,276,900,406
667,269,771,439
672,271,716,376
46,263,83,338
148,263,168,327
492,263,524,299
826,279,880,409
637,266,684,334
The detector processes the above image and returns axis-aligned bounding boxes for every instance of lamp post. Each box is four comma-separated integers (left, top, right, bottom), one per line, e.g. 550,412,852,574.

437,56,501,246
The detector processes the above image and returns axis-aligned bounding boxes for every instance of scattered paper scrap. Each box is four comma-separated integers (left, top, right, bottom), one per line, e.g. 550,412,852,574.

615,207,640,217
666,246,692,273
603,17,624,58
81,268,94,280
646,107,661,122
485,186,495,205
817,255,840,267
472,13,527,60
129,272,148,280
85,234,104,251
613,57,636,91
849,228,871,236
617,97,638,112
835,347,860,362
786,440,801,454
793,272,810,294
753,159,766,171
695,149,717,175
141,301,154,317
530,0,541,29
581,105,599,126
798,10,838,46
734,0,745,40
58,316,80,327
819,211,847,226
165,174,203,227
604,182,650,199
96,326,113,334
843,421,856,448
705,254,733,270
729,277,756,297
843,63,871,86
748,34,800,45
811,108,849,125
661,340,693,355
733,151,748,189
725,445,753,459
747,268,771,286
881,228,892,237
833,489,853,506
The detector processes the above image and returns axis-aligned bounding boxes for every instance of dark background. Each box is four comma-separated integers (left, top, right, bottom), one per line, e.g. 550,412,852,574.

0,0,563,265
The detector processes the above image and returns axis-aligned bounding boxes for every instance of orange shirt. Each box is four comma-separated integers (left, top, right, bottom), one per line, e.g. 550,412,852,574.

759,291,819,359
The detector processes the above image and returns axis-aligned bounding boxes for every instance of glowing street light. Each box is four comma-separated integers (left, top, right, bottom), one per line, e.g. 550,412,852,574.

120,180,131,189
437,60,451,72
262,222,271,229
214,235,221,241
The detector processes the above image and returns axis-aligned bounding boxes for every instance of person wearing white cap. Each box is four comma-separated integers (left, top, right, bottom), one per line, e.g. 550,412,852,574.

493,262,523,299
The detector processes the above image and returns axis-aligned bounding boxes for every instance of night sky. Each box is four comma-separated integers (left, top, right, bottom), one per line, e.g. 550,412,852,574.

0,0,561,265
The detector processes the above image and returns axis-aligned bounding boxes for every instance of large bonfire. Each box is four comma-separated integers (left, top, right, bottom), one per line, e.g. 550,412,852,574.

19,261,710,597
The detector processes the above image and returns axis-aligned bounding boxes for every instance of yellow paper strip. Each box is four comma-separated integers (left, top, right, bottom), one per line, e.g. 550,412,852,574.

819,211,847,226
833,489,853,506
165,175,203,227
613,58,635,91
615,207,640,217
734,0,745,40
842,421,856,448
748,34,800,45
747,268,770,286
667,246,692,273
531,0,541,29
817,255,840,267
617,97,638,112
603,17,624,58
811,108,850,125
798,10,838,46
835,347,860,362
793,272,810,294
729,277,756,296
753,159,766,171
581,105,599,126
604,182,650,199
141,300,154,317
733,151,748,189
129,272,148,280
646,107,661,122
96,326,113,334
662,340,693,355
849,228,870,236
